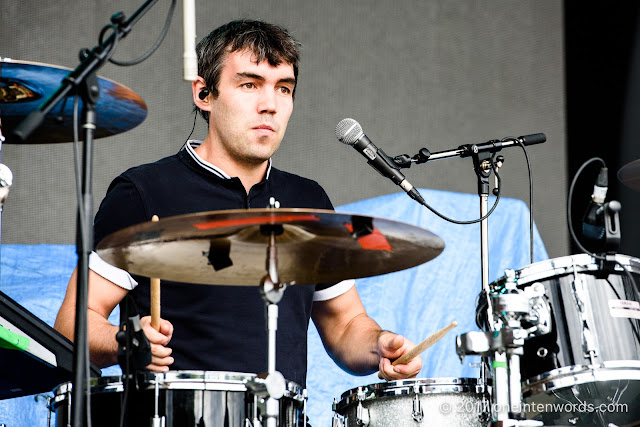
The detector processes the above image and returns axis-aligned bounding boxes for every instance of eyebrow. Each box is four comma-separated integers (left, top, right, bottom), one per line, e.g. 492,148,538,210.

235,72,296,86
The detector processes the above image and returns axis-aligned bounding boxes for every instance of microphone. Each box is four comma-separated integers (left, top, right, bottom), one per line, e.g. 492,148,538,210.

336,118,425,204
582,166,608,241
182,0,197,82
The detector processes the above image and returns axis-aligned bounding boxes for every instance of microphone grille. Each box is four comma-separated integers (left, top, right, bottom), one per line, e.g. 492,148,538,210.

335,118,363,145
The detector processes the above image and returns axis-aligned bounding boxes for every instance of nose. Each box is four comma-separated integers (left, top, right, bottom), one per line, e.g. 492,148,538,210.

257,88,277,114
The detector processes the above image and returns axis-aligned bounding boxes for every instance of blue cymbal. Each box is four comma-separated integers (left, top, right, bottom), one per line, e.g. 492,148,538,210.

0,58,147,144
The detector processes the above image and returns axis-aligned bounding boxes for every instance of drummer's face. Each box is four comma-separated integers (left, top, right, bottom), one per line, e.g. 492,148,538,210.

207,49,296,166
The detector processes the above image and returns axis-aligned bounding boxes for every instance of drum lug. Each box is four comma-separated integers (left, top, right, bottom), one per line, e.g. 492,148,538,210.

570,265,600,362
356,401,370,426
355,387,370,426
411,392,424,422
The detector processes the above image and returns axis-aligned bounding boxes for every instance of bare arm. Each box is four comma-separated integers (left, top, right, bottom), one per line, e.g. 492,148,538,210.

54,266,174,371
311,286,422,380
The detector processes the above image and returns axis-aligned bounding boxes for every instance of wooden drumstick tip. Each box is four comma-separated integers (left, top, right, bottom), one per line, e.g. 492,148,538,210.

391,321,458,366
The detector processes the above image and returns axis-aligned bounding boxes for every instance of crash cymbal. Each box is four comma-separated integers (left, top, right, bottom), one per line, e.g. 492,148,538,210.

97,208,445,286
618,159,640,192
0,58,146,143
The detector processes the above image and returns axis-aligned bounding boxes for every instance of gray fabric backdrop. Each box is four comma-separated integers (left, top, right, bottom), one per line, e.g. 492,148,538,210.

1,1,567,257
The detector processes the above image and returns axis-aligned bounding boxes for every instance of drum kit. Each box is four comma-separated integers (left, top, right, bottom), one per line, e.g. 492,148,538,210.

3,56,640,427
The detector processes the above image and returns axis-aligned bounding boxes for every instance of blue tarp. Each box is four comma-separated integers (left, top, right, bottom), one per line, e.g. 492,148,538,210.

0,189,547,426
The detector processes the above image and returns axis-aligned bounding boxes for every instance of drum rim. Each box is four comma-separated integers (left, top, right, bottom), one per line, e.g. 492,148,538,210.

522,361,640,397
491,254,640,287
54,370,303,396
335,377,486,412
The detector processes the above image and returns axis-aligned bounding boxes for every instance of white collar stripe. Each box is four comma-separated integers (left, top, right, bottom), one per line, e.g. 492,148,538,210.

184,141,230,179
184,140,273,181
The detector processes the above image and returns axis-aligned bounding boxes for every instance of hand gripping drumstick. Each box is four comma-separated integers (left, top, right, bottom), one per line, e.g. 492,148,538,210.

392,321,457,366
150,215,161,331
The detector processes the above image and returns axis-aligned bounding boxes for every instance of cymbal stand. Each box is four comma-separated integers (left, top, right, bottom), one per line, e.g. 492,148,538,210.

255,199,290,427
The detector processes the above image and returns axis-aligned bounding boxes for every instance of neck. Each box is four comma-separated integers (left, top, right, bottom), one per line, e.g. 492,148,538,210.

193,139,268,194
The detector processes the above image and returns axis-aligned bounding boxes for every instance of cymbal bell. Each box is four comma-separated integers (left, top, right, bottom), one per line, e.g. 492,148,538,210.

0,58,147,144
96,208,445,286
618,159,640,192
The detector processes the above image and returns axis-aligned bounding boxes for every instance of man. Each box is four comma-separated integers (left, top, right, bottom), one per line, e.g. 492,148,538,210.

55,20,421,389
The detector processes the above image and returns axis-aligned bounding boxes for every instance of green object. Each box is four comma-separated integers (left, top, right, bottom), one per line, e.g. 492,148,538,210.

492,360,508,369
0,324,30,351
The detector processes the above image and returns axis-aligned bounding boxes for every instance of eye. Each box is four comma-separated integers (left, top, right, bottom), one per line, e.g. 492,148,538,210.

241,82,256,89
278,86,292,95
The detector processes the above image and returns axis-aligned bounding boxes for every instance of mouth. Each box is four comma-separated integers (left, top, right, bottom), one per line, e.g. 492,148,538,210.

253,124,275,132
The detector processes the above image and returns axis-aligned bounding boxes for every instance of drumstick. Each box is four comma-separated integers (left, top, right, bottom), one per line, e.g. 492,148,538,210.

150,215,161,331
392,321,457,366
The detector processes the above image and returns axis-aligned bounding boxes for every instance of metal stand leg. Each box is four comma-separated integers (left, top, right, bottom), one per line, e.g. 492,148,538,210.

257,222,289,427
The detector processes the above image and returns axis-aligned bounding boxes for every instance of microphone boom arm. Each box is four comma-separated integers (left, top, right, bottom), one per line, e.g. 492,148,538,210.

392,133,546,169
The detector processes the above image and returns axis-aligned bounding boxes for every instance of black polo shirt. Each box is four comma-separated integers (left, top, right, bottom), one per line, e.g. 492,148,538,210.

92,142,344,387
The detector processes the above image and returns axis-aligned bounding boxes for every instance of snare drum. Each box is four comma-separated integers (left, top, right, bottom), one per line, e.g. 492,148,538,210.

332,378,489,426
50,370,306,427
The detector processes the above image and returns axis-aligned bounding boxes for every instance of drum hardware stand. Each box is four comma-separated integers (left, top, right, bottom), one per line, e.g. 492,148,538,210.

593,200,622,277
10,2,164,426
151,374,166,427
457,270,551,427
249,197,291,427
394,135,544,327
393,135,546,426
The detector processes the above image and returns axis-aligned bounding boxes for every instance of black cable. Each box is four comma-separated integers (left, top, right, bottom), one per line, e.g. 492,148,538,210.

567,157,640,299
109,0,176,67
567,157,606,258
184,111,197,146
513,138,535,264
98,24,120,61
417,162,502,225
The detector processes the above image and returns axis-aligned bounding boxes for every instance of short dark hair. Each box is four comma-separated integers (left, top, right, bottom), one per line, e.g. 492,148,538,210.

195,20,301,123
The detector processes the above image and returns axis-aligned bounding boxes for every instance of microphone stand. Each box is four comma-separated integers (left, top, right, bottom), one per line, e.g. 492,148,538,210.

394,135,546,425
11,2,162,426
395,139,529,325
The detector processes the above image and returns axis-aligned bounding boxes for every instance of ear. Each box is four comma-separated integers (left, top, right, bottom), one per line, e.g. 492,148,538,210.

192,77,211,111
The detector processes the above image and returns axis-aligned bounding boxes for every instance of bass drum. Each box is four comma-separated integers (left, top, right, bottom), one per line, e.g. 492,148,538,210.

522,361,640,426
50,370,306,427
332,378,489,427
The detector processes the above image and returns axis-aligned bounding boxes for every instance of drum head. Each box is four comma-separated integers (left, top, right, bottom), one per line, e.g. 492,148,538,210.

522,362,640,426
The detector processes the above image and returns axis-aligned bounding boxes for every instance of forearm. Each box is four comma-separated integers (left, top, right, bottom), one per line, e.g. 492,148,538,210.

55,306,120,368
313,286,421,380
319,312,386,375
54,266,126,368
